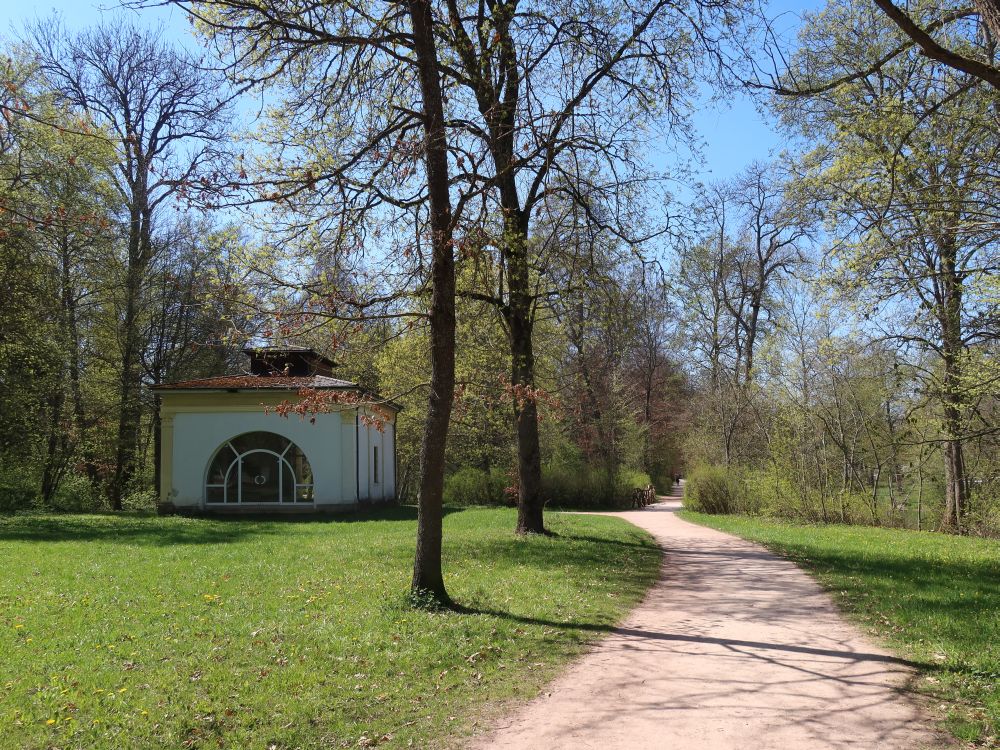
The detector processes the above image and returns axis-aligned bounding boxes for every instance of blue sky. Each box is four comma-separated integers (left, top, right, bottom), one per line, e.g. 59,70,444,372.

3,0,818,193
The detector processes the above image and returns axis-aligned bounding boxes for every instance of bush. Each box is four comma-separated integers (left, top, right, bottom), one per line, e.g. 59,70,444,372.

542,464,652,509
443,466,509,506
0,466,37,512
49,473,105,513
442,462,655,510
683,464,745,514
122,488,158,513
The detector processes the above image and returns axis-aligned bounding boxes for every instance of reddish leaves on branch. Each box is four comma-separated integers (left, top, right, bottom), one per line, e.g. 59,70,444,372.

270,388,393,430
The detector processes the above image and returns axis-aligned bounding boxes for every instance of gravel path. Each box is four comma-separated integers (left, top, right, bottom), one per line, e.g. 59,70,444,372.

470,499,949,750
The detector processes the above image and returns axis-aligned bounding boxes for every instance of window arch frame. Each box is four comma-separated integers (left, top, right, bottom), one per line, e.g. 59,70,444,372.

204,432,314,505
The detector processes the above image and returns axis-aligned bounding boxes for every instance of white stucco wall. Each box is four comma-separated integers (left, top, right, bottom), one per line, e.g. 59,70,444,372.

357,414,396,502
159,390,398,510
168,409,357,508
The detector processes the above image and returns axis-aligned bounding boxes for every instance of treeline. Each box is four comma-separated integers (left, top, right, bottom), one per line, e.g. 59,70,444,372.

0,23,255,510
679,1,1000,535
0,18,685,513
2,0,998,543
337,261,686,509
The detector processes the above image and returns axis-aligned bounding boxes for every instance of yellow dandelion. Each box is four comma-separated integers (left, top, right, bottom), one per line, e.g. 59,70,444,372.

14,624,24,629
46,719,56,725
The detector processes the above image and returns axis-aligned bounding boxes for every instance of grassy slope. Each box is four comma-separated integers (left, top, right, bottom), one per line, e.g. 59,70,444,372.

0,507,660,749
681,511,1000,747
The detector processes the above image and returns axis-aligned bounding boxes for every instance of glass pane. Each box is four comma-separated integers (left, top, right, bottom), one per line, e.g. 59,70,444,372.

240,451,280,503
205,433,313,505
289,445,313,485
225,462,238,503
281,459,294,503
231,432,288,456
207,444,236,485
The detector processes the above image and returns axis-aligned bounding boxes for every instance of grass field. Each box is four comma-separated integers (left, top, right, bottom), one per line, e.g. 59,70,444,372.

0,507,660,749
681,511,1000,747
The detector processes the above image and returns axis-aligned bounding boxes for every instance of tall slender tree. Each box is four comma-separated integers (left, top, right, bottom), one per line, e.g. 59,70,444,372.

32,18,229,507
137,0,459,603
776,0,1000,530
437,0,743,532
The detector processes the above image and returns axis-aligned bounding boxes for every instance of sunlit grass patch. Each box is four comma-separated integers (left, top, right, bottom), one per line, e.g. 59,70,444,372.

0,506,659,749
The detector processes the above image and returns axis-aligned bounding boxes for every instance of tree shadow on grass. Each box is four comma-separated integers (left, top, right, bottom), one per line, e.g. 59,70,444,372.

0,505,468,546
554,532,661,552
449,602,615,634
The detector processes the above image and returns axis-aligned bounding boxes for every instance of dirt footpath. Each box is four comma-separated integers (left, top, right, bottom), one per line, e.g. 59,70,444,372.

470,499,949,750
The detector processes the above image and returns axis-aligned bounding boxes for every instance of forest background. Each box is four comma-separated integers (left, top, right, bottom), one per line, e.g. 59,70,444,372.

1,0,997,536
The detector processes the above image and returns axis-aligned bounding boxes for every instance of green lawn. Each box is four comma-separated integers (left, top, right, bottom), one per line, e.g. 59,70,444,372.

681,511,1000,746
0,507,660,749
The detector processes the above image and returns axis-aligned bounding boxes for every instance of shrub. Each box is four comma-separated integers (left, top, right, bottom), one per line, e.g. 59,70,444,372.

442,462,655,510
542,464,652,509
683,464,744,514
967,483,1000,538
0,466,37,512
122,488,158,513
49,473,105,513
443,466,509,506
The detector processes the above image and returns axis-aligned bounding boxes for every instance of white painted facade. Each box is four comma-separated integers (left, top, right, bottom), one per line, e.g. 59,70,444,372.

158,392,396,511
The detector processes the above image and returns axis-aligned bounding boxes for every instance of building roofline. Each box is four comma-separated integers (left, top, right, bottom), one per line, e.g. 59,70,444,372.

151,376,402,412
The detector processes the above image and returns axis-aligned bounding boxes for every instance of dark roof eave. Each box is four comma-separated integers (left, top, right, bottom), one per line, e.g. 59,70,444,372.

152,383,402,412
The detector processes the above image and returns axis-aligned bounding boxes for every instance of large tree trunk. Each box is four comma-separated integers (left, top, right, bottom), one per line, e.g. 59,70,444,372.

504,226,545,534
509,303,545,534
109,216,146,510
937,240,969,533
940,375,969,532
975,0,1000,40
408,0,455,606
41,232,77,503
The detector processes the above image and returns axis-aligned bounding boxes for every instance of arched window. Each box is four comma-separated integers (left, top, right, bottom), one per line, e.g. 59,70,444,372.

205,432,314,504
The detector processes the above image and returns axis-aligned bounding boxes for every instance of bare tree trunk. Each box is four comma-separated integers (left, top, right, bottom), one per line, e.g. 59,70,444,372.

941,423,968,532
509,311,545,534
40,390,67,502
869,464,881,525
110,212,147,510
916,453,925,532
938,247,969,533
975,0,1000,40
409,0,455,605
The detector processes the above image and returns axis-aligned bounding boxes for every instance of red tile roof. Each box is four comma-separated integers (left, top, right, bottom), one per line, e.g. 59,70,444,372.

152,375,357,391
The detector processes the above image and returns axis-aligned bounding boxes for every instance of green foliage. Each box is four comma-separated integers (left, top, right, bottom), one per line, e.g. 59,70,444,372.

49,474,104,513
0,464,38,512
121,488,158,513
443,466,510,506
682,464,745,514
0,507,660,749
682,512,1000,745
442,464,653,509
967,476,1000,539
542,463,652,509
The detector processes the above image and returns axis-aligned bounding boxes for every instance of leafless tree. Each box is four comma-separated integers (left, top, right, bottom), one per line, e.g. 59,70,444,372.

31,17,230,508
